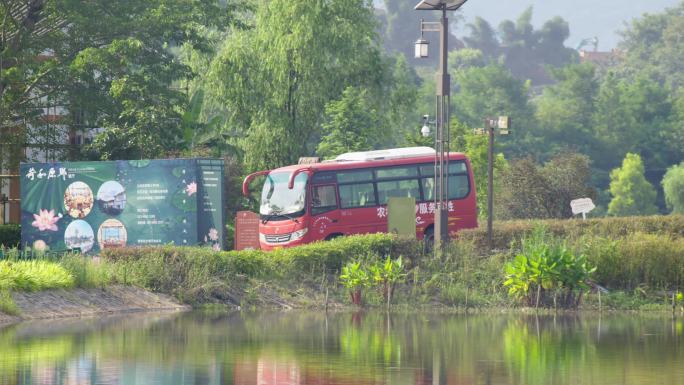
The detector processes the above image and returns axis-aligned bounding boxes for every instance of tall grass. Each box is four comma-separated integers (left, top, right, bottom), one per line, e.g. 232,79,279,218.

0,260,74,291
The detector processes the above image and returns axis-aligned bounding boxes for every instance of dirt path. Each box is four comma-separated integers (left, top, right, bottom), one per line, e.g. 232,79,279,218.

0,285,188,325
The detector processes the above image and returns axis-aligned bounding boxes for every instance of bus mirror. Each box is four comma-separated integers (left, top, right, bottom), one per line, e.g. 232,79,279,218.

288,168,313,190
242,170,270,197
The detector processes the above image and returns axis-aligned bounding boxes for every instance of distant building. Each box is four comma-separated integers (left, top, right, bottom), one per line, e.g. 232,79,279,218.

579,49,622,67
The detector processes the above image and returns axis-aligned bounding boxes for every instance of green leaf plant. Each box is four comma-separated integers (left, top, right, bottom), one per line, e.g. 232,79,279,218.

369,256,407,308
503,226,596,309
340,261,371,306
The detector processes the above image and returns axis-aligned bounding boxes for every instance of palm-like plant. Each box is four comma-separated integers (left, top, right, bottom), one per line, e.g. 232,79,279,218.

504,226,596,309
369,256,406,306
340,261,370,305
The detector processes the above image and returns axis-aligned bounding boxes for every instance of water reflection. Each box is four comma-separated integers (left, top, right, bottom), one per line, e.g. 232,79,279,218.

0,311,682,385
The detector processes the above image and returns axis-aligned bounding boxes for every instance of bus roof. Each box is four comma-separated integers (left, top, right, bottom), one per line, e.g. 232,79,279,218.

272,147,468,174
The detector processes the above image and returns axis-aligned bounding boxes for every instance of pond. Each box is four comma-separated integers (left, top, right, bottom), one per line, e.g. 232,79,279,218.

0,311,682,384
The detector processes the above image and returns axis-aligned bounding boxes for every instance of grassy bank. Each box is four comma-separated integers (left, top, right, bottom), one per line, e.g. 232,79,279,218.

0,259,75,314
1,215,683,313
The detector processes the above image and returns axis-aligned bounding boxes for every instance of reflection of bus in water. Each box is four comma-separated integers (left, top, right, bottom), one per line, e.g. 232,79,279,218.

243,147,477,250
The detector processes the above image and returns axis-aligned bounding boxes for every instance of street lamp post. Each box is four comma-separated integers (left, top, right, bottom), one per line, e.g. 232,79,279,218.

415,0,468,249
478,116,510,250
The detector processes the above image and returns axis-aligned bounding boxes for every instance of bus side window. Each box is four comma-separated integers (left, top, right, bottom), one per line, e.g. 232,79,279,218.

339,183,376,208
311,185,338,215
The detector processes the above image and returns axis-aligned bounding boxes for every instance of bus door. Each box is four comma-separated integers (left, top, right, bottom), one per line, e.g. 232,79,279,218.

335,169,381,236
310,184,342,240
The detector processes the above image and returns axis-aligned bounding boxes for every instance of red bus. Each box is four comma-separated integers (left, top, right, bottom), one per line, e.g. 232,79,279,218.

242,147,477,250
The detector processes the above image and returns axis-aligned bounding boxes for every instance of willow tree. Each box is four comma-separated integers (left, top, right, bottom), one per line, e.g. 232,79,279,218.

206,0,386,171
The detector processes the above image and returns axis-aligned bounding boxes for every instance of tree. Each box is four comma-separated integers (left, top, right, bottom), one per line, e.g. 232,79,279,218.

448,48,486,72
463,17,499,60
385,55,421,148
618,3,684,88
499,153,595,219
462,7,576,85
539,153,595,218
662,161,684,214
534,63,599,158
608,153,658,216
316,87,381,159
206,0,386,171
499,157,551,219
450,64,535,158
1,0,238,162
448,119,508,219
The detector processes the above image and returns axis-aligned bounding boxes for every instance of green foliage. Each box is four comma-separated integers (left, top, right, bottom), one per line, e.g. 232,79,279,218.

206,0,385,172
369,256,406,304
59,255,113,288
619,3,684,88
451,120,508,219
0,260,74,292
503,226,595,308
0,225,20,248
459,215,684,252
534,64,598,156
317,87,381,159
0,289,18,315
608,153,659,216
583,233,684,291
98,234,397,303
662,161,684,214
370,256,406,287
499,153,595,219
1,0,239,163
340,261,370,305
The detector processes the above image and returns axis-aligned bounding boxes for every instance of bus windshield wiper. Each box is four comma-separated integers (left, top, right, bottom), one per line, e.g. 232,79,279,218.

279,211,299,223
264,208,299,224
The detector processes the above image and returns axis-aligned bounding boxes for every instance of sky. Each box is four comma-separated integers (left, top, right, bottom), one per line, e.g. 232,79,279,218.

375,0,681,49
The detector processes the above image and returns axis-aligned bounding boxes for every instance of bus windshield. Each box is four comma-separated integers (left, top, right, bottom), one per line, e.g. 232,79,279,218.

260,172,308,216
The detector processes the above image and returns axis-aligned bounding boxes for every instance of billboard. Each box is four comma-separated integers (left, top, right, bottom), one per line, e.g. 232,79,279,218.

20,159,225,254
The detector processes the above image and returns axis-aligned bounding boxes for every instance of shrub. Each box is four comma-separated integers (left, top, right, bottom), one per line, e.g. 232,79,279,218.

97,234,400,303
460,215,684,252
0,225,20,248
582,233,684,291
60,254,113,288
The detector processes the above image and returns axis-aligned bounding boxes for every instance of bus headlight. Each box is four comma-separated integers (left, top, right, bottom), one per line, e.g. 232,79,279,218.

259,233,266,242
291,228,308,241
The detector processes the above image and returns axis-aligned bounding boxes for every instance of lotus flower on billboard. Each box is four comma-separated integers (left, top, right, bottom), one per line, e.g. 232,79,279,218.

185,182,197,196
32,209,61,232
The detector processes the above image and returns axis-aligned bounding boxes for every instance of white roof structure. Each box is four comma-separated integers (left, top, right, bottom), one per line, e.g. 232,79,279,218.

333,147,436,162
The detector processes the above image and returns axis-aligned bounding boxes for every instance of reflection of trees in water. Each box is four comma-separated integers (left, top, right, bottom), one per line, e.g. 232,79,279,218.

1,313,682,385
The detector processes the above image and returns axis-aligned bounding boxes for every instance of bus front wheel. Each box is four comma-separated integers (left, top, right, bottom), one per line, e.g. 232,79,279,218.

325,233,343,241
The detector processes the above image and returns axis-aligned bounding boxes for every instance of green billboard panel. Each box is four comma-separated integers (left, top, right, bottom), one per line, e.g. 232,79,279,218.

388,197,416,238
20,159,224,254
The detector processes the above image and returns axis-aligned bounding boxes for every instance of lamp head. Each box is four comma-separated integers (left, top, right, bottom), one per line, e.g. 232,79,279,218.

415,38,429,58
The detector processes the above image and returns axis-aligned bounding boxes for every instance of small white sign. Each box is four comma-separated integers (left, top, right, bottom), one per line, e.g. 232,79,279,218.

571,198,595,219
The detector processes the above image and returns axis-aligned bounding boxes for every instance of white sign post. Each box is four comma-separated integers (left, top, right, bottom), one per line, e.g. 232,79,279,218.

570,198,595,220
